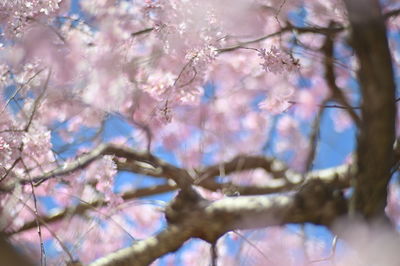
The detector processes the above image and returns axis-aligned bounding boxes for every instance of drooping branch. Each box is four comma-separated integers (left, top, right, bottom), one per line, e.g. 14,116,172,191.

344,0,396,218
218,7,400,54
218,22,345,53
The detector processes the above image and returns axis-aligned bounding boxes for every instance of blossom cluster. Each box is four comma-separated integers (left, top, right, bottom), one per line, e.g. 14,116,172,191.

0,0,64,37
258,46,300,74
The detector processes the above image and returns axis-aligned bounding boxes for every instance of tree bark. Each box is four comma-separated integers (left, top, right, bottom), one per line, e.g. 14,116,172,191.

344,0,396,219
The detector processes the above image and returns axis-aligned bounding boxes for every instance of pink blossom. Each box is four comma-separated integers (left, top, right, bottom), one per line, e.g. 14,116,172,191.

258,46,300,74
0,0,399,265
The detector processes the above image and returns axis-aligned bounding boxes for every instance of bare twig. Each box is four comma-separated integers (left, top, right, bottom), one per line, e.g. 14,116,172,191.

24,69,52,131
304,99,329,173
130,27,153,37
0,69,45,116
218,23,344,53
15,197,75,263
0,157,21,183
6,184,176,235
310,235,338,264
218,8,400,54
233,230,271,263
27,17,66,43
21,159,46,266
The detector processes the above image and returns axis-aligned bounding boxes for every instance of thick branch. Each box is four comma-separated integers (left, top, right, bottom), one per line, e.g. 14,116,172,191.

4,143,352,198
201,163,353,194
8,162,353,237
0,234,35,266
196,155,292,182
345,0,396,218
384,8,400,20
8,162,353,236
90,225,193,266
0,144,193,192
90,180,347,266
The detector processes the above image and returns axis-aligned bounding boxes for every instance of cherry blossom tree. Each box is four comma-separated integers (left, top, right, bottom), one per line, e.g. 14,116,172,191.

1,0,400,265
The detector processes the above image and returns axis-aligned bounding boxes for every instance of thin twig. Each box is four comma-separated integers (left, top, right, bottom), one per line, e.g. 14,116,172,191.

309,235,338,264
218,23,344,53
24,69,51,131
0,69,45,116
21,159,46,266
27,17,66,43
6,184,175,235
15,197,75,262
233,231,271,263
304,99,329,173
300,224,310,264
131,27,154,37
321,29,361,126
210,241,218,266
0,157,21,183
